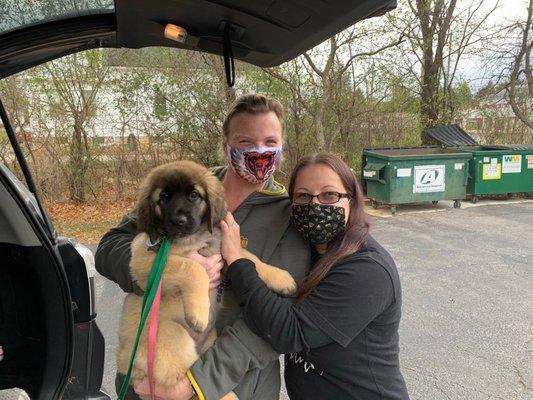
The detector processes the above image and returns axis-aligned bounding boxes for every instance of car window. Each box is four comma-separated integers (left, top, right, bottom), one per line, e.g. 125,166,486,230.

0,0,114,35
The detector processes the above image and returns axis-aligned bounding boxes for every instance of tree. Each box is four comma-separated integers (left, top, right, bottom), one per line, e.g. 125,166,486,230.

505,0,532,129
110,48,232,168
476,0,532,132
451,80,473,111
265,23,404,153
0,75,37,171
39,50,110,202
415,0,458,135
388,0,499,142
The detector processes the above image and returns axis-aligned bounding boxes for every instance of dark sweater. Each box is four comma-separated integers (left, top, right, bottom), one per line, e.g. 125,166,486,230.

227,235,410,400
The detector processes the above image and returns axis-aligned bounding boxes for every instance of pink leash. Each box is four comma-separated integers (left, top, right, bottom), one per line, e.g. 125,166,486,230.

147,280,162,400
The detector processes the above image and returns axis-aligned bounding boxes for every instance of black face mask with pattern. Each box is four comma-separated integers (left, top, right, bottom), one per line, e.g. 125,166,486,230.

290,203,346,245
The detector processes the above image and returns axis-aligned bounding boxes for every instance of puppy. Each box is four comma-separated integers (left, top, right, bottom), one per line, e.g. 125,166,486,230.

117,160,297,399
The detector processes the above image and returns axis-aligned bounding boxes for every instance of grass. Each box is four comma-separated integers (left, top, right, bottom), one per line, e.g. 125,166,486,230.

52,219,121,244
45,198,135,244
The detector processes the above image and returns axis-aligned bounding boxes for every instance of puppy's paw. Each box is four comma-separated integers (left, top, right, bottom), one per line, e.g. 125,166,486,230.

185,311,209,333
259,267,297,297
131,367,147,383
220,392,239,400
155,370,184,389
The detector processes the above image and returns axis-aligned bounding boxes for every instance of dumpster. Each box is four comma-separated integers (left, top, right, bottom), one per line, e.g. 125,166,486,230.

362,146,472,214
426,124,533,202
454,145,533,202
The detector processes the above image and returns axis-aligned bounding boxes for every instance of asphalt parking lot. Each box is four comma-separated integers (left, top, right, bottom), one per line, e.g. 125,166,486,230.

93,200,533,400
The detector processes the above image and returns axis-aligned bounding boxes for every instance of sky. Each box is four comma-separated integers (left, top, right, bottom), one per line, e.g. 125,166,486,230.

304,0,530,92
458,0,529,88
487,0,528,22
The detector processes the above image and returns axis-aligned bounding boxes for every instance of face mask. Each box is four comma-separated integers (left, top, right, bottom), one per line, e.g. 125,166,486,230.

290,203,346,245
227,145,282,184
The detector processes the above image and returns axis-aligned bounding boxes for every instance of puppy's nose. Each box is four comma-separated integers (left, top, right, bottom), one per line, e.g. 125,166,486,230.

172,214,188,226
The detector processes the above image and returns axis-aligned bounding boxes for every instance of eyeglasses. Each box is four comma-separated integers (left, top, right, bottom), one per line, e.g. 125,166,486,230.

292,191,352,205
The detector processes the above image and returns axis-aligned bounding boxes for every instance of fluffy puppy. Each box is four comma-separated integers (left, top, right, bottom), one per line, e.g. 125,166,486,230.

117,160,296,399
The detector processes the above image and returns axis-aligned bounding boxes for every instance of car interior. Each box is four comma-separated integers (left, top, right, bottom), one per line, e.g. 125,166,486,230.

0,0,396,78
0,164,72,399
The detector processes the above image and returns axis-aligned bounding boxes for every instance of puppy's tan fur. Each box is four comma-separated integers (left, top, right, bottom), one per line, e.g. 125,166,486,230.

117,161,296,400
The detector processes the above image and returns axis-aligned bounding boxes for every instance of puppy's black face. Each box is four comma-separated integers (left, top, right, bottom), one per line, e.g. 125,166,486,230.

136,171,209,239
136,162,227,240
155,178,207,238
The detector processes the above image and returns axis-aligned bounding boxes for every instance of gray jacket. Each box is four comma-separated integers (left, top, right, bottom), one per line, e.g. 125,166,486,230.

95,167,310,400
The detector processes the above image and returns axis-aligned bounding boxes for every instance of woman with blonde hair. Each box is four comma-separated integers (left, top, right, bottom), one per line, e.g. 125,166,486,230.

96,94,310,400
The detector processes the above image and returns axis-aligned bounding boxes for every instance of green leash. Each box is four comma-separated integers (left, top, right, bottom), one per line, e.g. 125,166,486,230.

118,237,172,400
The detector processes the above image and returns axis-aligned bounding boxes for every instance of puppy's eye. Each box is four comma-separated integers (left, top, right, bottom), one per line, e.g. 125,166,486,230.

159,191,169,202
189,191,200,201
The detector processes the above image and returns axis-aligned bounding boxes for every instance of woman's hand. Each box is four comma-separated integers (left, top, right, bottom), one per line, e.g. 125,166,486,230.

220,212,243,266
186,250,224,289
133,377,194,400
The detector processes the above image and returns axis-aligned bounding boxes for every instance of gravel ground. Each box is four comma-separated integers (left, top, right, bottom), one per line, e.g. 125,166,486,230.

5,200,528,400
93,201,532,400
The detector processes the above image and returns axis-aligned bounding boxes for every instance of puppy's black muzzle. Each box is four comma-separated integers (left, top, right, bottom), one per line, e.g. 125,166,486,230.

164,210,197,236
171,213,188,227
162,192,204,237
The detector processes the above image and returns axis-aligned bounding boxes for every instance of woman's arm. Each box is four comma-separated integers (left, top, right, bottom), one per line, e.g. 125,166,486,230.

220,212,331,353
227,256,395,351
95,213,137,293
221,212,394,351
227,258,332,353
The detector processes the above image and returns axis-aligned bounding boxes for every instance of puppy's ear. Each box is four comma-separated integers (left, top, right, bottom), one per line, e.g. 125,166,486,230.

135,179,159,238
203,173,227,233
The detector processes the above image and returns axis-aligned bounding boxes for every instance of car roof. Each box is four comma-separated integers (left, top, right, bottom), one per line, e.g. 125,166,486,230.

0,0,396,78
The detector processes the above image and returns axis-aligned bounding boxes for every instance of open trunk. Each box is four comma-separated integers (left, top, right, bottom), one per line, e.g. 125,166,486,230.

0,164,73,399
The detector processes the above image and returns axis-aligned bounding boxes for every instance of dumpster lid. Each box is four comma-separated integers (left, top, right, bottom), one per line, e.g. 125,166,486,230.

425,124,478,146
363,162,387,171
505,144,533,150
363,146,471,159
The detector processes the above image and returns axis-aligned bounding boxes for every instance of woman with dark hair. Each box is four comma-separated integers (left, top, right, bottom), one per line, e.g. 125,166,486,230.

220,153,410,400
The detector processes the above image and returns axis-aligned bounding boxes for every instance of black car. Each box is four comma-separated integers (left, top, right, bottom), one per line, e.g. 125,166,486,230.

0,1,395,398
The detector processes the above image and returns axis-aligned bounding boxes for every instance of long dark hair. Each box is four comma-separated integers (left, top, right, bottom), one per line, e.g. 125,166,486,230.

288,153,370,302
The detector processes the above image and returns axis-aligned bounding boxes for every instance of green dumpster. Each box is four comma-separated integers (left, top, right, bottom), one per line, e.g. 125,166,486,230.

454,145,533,202
425,125,533,202
362,147,472,214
